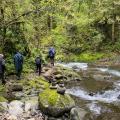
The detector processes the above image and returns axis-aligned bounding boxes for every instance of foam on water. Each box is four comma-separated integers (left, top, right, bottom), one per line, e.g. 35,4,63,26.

97,68,120,77
87,102,101,115
66,86,120,103
56,62,88,70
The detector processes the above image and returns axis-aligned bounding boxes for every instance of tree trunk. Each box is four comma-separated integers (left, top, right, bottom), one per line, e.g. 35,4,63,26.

112,22,115,42
1,8,6,49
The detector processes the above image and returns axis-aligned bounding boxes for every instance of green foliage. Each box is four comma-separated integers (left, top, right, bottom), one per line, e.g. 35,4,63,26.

0,0,120,65
58,52,105,62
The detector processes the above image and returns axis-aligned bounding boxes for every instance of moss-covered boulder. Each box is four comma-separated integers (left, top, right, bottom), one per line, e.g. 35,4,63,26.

54,66,82,82
39,89,75,117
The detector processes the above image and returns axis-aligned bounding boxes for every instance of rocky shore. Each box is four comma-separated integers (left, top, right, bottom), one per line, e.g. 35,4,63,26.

0,64,83,120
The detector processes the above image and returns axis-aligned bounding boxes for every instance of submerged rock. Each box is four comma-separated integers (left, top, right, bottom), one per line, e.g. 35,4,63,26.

89,92,96,96
97,113,120,120
117,95,120,99
39,89,75,117
70,107,87,120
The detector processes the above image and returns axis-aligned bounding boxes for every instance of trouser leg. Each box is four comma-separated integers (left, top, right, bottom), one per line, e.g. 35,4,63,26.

36,65,39,72
0,73,5,84
16,69,22,80
51,57,54,66
38,65,41,75
36,64,41,75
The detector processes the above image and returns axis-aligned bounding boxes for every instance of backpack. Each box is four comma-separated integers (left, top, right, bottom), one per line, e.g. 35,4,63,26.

35,57,41,65
14,53,23,65
17,53,23,63
49,48,55,57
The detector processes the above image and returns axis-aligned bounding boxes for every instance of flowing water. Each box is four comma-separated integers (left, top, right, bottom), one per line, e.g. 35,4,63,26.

59,62,120,120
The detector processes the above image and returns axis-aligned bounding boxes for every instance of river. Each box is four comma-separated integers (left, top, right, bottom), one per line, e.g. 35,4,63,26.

57,62,120,120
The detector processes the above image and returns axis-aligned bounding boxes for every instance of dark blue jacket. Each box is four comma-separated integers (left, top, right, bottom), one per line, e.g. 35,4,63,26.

0,59,5,74
14,52,23,71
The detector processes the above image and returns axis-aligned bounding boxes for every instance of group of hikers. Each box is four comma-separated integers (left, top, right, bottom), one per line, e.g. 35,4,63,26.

0,47,55,84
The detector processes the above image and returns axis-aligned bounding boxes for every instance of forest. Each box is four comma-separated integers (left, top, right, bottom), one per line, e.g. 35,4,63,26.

0,0,120,120
1,0,120,63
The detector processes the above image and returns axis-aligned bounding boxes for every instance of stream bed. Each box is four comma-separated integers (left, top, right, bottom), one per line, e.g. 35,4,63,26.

58,62,120,120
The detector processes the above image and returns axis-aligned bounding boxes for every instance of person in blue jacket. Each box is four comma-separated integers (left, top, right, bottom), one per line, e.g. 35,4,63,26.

14,51,23,80
48,47,56,66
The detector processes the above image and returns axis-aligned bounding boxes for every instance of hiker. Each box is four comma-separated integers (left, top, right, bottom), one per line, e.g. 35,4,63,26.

48,47,55,66
35,56,42,75
0,54,6,84
14,51,23,80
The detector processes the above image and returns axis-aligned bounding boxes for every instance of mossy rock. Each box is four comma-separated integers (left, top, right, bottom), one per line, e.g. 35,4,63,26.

55,66,82,81
0,96,8,102
39,89,75,117
22,76,49,91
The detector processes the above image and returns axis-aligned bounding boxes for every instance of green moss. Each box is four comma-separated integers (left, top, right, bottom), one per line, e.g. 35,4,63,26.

40,89,58,106
0,96,8,102
37,76,49,88
0,85,6,93
39,88,75,107
22,76,49,90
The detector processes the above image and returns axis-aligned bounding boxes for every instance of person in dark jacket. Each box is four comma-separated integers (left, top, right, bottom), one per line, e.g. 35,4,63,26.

14,52,23,80
35,56,42,75
0,54,6,84
48,47,55,66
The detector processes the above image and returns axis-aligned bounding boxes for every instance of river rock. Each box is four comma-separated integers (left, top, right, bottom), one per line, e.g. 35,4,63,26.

43,69,53,80
7,115,17,120
54,74,64,80
72,65,78,70
25,98,39,112
27,118,35,120
57,86,66,95
8,100,24,116
117,95,120,99
39,89,75,117
8,84,23,92
93,74,112,81
49,85,58,89
70,107,87,120
89,92,96,96
0,102,8,111
4,91,16,101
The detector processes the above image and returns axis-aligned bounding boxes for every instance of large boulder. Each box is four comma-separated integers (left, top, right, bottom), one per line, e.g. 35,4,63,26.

39,89,75,117
25,98,39,112
8,100,24,116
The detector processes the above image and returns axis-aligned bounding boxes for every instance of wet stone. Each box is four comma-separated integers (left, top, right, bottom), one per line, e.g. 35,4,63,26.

57,86,66,95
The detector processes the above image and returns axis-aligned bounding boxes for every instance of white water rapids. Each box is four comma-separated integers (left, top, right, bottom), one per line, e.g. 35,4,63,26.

58,62,120,114
66,85,120,103
56,62,88,70
60,63,120,103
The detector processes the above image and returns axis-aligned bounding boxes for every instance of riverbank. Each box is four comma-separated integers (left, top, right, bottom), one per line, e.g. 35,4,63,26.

0,64,83,120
